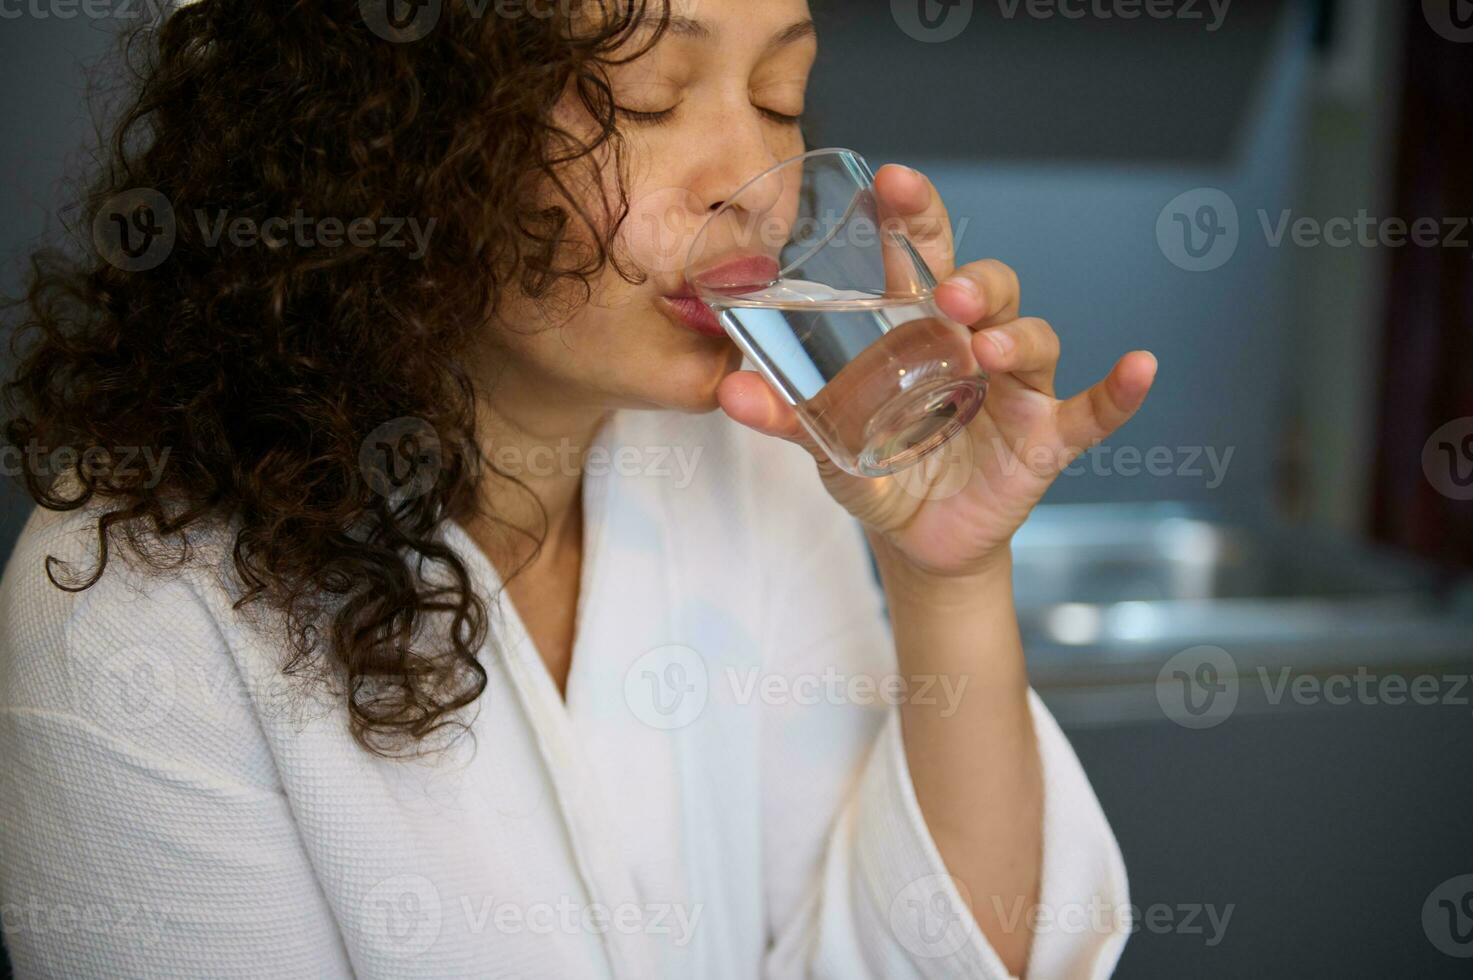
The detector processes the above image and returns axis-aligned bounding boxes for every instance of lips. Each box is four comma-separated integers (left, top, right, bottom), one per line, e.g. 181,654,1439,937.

687,253,781,296
659,295,726,337
659,253,779,338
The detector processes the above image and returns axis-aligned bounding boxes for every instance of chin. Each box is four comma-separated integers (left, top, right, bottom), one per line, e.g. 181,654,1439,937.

615,342,742,413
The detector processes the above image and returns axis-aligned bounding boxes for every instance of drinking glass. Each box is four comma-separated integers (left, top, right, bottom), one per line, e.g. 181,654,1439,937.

685,147,987,477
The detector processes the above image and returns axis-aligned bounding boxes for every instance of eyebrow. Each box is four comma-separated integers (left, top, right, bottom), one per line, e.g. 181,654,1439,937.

767,18,818,48
651,14,817,49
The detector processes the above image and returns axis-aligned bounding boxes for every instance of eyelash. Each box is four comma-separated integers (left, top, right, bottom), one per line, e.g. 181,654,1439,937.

616,105,802,126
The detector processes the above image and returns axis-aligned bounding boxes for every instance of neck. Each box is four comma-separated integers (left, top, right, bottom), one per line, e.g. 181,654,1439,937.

465,371,611,577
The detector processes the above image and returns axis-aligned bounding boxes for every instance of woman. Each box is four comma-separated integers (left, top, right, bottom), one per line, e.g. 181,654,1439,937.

0,1,1154,977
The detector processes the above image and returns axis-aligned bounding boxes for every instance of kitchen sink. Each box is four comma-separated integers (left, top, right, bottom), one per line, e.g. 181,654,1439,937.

1012,503,1440,606
1009,504,1473,719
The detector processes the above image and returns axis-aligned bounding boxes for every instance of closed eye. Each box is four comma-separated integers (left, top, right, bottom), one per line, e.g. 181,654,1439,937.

616,105,679,125
758,106,802,125
615,104,802,126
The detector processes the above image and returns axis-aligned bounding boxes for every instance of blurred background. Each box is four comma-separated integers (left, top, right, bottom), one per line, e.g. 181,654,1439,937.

2,0,1472,976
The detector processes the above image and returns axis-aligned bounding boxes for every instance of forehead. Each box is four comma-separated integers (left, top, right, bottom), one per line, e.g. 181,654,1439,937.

634,0,816,45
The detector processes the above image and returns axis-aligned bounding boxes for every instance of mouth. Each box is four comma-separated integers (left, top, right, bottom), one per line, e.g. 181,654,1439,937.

688,253,781,295
657,294,727,337
659,252,781,338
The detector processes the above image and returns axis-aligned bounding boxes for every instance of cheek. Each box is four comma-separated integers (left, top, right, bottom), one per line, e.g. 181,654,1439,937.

617,183,708,280
777,127,807,163
773,181,801,242
485,263,741,412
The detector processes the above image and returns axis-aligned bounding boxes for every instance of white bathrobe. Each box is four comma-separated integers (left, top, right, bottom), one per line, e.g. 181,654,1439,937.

0,408,1129,979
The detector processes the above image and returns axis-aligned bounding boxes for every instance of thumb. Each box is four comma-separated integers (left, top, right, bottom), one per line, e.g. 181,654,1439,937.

716,370,805,441
716,371,841,477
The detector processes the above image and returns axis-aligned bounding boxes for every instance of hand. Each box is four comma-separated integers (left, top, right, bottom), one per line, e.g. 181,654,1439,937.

717,164,1157,579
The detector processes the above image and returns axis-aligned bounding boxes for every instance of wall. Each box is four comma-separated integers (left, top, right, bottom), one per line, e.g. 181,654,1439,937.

807,0,1312,515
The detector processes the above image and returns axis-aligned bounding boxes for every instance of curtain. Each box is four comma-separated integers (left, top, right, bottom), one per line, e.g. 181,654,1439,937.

1369,3,1473,570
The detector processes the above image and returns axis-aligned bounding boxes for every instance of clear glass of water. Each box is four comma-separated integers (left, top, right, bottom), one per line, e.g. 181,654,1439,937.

685,147,987,478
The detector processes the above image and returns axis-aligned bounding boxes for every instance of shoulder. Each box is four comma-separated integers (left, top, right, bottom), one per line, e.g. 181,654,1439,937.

0,495,280,790
0,493,236,657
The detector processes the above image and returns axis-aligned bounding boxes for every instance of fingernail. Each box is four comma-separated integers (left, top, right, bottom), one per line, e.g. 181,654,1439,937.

985,329,1012,356
941,275,980,302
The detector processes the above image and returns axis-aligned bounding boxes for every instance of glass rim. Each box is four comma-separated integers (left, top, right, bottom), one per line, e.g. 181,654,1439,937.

683,146,872,289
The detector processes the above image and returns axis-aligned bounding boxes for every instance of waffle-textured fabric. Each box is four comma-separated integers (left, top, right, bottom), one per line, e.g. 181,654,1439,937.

0,408,1129,979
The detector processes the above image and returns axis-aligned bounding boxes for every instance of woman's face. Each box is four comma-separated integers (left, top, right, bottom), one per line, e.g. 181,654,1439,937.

486,0,815,417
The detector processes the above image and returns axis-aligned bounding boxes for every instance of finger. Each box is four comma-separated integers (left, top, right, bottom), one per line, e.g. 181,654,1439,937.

1056,351,1158,452
971,317,1060,396
873,164,955,287
716,370,801,438
717,371,849,479
934,258,1022,328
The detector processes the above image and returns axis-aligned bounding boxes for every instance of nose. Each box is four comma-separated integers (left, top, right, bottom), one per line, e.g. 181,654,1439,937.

690,116,785,217
695,158,786,228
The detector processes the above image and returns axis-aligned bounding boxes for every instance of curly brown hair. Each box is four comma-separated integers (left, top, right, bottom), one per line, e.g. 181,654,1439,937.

2,0,670,757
